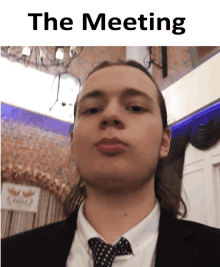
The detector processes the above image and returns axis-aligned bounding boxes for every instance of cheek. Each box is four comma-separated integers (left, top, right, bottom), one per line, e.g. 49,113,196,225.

133,116,162,138
131,119,162,153
74,119,93,137
73,122,97,152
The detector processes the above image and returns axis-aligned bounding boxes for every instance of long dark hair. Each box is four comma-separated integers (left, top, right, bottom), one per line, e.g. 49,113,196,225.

63,60,188,219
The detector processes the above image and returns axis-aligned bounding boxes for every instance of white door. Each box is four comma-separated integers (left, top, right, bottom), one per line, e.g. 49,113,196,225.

179,140,220,228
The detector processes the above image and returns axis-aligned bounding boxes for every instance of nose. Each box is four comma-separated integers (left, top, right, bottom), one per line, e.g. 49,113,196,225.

101,119,124,129
100,102,125,130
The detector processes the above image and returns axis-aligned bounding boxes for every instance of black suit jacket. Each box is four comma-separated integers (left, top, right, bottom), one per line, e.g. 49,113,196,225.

2,208,220,267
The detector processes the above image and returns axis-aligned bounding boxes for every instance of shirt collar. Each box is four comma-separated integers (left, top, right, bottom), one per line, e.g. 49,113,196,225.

77,200,106,250
77,198,160,255
121,198,160,254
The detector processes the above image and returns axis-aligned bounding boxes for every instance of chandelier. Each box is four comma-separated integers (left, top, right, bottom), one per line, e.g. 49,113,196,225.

1,46,83,120
49,72,81,119
1,46,83,73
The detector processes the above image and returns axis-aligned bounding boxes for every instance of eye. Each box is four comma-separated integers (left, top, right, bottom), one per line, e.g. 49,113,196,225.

83,107,101,115
127,106,147,113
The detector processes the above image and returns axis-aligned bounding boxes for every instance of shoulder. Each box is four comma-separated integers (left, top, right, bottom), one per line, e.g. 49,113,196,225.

182,219,220,258
2,210,79,267
161,211,220,245
2,219,65,248
2,209,79,250
183,219,220,242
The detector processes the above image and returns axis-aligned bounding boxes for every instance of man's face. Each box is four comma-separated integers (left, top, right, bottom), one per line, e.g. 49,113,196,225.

71,65,171,194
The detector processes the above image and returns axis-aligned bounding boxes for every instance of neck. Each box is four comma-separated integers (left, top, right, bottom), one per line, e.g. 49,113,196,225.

83,178,156,245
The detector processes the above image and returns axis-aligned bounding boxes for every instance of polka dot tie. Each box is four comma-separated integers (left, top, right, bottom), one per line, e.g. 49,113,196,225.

88,237,132,267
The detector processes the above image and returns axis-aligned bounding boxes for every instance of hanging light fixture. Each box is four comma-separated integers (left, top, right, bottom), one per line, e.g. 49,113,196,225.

1,46,83,72
49,72,80,120
145,46,168,78
55,46,64,61
69,46,77,57
22,46,31,57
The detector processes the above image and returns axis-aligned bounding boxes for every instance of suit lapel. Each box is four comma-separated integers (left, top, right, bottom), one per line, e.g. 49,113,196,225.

28,208,79,267
155,211,198,267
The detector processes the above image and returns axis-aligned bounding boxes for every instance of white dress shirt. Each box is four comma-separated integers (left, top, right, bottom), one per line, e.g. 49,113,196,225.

66,198,160,267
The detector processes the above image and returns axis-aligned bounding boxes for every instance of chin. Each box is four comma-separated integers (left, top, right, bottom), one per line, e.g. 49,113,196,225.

84,174,154,196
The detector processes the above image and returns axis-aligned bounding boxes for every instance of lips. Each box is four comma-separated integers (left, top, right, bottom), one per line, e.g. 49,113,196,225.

97,137,127,146
96,137,127,154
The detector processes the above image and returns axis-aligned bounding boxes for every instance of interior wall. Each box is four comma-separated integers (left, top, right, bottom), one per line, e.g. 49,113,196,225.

152,47,193,91
162,51,220,125
1,108,72,185
181,140,220,228
69,46,126,84
126,46,153,75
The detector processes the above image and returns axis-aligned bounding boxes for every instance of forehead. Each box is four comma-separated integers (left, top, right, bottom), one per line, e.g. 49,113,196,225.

79,65,158,101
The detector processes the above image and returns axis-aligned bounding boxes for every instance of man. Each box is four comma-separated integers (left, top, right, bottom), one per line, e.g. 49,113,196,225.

2,60,220,267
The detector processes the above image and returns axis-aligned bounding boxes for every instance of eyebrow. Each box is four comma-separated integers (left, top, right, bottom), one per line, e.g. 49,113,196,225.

78,88,154,105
